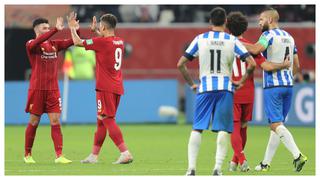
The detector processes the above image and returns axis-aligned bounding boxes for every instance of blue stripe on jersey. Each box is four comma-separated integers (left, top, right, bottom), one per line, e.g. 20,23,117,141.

234,45,245,57
189,42,199,55
202,76,207,91
281,30,288,36
263,31,270,36
276,70,284,85
212,76,218,90
273,29,281,36
224,33,230,40
284,71,290,85
203,32,209,39
269,37,273,46
213,31,219,39
266,71,274,87
223,77,229,90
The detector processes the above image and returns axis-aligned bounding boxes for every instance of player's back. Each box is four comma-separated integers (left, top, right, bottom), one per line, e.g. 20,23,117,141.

84,36,124,95
262,28,295,88
186,31,249,93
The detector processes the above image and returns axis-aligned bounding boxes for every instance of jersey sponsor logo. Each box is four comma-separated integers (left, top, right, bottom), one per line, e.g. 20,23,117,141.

41,51,57,59
86,39,93,45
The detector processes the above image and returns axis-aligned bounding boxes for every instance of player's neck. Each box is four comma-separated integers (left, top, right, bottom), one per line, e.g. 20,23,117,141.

269,23,279,30
102,31,115,37
237,35,243,39
211,26,224,32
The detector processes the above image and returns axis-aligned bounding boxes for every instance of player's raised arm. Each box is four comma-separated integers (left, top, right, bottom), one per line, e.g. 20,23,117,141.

67,12,83,46
54,14,82,51
90,16,102,37
243,41,266,55
177,56,198,93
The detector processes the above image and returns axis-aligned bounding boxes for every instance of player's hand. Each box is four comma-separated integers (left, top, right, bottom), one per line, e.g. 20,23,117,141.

90,16,97,32
56,17,64,30
67,11,79,30
190,84,198,93
231,80,243,90
283,55,291,69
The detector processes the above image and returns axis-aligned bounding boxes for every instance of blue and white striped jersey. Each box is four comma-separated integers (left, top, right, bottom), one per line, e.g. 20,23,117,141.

259,28,297,88
184,31,250,93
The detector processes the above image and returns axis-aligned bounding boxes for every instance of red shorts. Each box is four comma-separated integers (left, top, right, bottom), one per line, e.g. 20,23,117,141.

25,90,62,115
96,91,121,117
233,103,253,122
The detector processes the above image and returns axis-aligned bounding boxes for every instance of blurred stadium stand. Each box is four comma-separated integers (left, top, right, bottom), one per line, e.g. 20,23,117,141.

4,5,315,126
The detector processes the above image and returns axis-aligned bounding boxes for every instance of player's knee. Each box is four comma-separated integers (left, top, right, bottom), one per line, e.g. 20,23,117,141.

50,118,60,125
97,115,107,120
270,122,282,131
29,114,40,126
241,121,248,128
29,119,40,126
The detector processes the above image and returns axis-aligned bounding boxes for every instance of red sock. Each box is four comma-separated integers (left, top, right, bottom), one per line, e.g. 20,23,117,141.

232,154,238,164
51,124,63,157
102,117,128,152
231,121,246,164
240,126,247,149
92,119,107,155
25,123,38,156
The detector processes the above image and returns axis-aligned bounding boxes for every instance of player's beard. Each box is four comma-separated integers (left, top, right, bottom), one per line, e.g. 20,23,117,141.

261,23,269,33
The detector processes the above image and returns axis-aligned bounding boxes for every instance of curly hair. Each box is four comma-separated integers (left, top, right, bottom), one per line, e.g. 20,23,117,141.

226,11,248,36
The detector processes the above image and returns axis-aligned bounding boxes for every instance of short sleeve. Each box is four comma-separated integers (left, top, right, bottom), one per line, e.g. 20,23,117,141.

234,38,250,62
184,35,199,61
254,53,266,66
83,37,103,51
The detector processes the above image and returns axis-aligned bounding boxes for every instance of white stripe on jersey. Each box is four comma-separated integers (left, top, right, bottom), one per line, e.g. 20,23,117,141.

272,72,280,86
206,76,213,91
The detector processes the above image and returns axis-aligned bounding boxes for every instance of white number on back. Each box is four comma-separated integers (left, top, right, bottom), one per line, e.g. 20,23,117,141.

114,48,122,70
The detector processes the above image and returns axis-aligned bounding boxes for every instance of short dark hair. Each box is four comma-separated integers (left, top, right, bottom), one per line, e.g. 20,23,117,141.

100,14,118,29
209,7,227,26
32,18,49,28
226,11,248,36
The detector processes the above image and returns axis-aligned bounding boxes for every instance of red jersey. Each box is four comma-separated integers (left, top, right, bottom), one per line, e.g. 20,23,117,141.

26,28,74,90
83,36,124,95
232,38,265,103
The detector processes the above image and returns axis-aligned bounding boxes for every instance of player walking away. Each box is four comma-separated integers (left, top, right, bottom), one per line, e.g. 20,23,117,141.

226,11,291,172
24,16,77,164
177,7,256,176
243,7,307,172
67,12,133,164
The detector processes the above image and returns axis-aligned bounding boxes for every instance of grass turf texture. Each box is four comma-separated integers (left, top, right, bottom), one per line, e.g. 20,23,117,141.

5,124,315,175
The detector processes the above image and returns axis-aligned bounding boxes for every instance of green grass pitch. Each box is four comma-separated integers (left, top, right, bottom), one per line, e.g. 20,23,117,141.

5,123,315,175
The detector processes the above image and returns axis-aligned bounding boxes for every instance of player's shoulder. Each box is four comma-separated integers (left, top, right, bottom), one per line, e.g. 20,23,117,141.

26,39,34,46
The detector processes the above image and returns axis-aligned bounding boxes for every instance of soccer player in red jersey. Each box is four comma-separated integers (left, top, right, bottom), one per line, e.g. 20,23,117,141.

67,12,133,164
226,11,291,171
24,15,79,164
